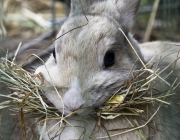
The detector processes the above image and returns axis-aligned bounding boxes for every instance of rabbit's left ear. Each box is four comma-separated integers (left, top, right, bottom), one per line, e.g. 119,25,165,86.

70,0,89,16
70,0,104,16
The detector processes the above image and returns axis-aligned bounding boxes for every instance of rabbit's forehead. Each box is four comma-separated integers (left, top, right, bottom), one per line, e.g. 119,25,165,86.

56,15,121,54
70,15,119,37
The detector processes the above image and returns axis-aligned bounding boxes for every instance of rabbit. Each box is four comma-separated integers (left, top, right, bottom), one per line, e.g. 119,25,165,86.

35,0,180,140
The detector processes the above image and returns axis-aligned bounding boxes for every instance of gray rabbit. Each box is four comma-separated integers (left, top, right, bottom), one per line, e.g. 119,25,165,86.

35,0,180,139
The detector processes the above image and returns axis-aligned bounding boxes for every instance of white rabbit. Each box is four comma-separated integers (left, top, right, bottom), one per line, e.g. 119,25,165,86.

35,0,180,139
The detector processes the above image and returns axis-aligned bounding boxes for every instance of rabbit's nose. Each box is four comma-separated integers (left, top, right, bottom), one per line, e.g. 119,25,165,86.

63,77,84,112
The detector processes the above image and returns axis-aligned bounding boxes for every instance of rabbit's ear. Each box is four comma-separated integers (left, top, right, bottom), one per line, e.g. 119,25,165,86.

70,0,104,16
116,0,140,16
70,0,89,16
89,0,140,32
113,0,141,32
70,0,95,16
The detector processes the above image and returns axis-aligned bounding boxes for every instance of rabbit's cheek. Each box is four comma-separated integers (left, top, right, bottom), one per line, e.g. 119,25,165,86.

35,55,60,86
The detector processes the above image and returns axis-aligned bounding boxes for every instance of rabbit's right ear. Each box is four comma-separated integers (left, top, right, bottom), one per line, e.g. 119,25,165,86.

115,0,141,32
90,0,140,33
116,0,140,15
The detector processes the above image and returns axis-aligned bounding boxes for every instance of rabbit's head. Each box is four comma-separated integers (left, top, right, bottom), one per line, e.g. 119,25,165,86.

35,0,143,116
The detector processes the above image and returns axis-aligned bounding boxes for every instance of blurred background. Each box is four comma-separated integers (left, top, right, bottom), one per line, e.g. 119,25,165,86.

134,0,180,42
0,0,180,139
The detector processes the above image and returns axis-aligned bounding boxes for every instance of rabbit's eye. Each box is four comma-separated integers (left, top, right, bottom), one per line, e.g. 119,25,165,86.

53,48,56,61
104,51,115,68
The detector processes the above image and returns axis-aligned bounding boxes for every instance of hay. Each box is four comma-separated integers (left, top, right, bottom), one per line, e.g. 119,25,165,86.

0,57,60,118
0,40,179,139
0,56,179,139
